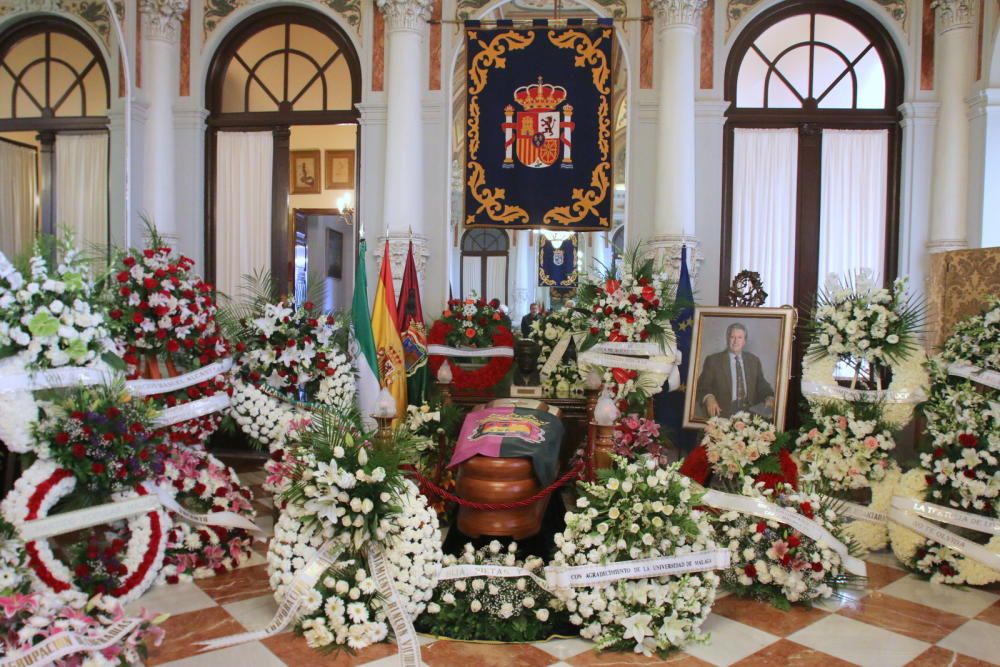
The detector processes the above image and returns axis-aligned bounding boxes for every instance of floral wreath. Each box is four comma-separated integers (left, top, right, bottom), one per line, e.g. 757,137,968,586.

0,242,115,454
1,459,170,604
550,457,720,657
264,411,442,652
428,298,514,390
889,470,1000,586
229,379,309,452
714,477,861,608
107,241,231,448
157,448,257,584
527,310,585,395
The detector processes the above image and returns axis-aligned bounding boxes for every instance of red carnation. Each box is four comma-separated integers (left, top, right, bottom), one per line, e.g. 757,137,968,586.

679,445,710,484
798,502,814,519
109,309,123,320
779,449,799,490
71,444,86,459
116,271,129,283
132,312,144,324
123,256,136,267
54,432,70,445
756,521,767,533
743,564,757,578
465,328,476,339
787,534,801,548
91,462,105,474
166,339,180,353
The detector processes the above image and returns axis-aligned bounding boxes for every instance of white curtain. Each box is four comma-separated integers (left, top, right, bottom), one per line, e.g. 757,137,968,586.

215,131,273,299
55,133,108,251
462,257,481,299
731,128,799,307
0,140,37,258
818,129,888,284
485,255,506,304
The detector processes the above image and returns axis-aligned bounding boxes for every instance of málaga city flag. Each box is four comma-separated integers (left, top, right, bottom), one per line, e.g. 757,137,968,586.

351,239,380,426
371,241,407,420
396,240,428,405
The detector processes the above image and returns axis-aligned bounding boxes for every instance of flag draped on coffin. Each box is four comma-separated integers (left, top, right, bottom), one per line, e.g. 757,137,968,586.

538,235,577,287
351,240,380,424
371,241,407,420
464,21,614,231
396,240,428,405
655,245,698,454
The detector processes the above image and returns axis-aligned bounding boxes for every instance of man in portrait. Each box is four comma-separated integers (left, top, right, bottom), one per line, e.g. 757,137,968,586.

696,322,774,419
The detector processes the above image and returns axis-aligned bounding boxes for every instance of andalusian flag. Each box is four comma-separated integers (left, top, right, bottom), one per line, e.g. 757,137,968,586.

371,241,407,419
351,240,380,424
396,240,428,405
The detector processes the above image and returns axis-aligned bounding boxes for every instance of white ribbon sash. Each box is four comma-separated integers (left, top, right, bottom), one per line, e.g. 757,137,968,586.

893,497,1000,536
800,380,926,405
539,332,586,379
0,367,113,392
142,484,263,534
152,393,231,427
947,363,1000,390
436,550,730,591
427,344,513,358
0,617,143,667
822,496,887,526
544,549,731,589
198,540,346,651
889,499,1000,573
125,358,234,396
702,490,867,577
20,495,162,541
367,546,422,667
589,342,665,357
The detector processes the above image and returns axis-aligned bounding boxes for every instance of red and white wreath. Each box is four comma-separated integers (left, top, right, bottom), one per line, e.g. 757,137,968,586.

0,460,170,604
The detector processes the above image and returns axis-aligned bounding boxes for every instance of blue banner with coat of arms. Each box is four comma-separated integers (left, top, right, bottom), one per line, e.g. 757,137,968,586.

464,21,614,231
538,235,577,287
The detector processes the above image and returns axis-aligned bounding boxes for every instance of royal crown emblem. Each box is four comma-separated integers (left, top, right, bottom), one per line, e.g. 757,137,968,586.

502,76,575,169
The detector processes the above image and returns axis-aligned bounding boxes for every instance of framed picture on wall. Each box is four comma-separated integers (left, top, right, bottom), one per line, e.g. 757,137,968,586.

327,229,343,280
325,150,355,189
290,150,321,194
683,306,796,431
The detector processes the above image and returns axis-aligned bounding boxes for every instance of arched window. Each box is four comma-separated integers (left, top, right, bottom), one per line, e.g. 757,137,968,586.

461,228,509,303
0,18,110,256
722,0,903,310
205,8,361,298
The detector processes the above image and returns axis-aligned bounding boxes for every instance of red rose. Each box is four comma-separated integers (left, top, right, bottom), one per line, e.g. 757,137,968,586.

71,444,86,458
787,534,801,548
132,312,144,324
925,474,936,486
143,277,158,290
812,562,823,572
109,309,122,320
743,564,757,578
590,327,599,335
933,447,946,458
91,462,105,474
123,256,136,267
116,271,129,283
166,339,180,353
74,564,90,577
756,521,767,533
465,328,476,339
304,301,314,310
798,502,814,519
958,433,978,448
55,432,70,445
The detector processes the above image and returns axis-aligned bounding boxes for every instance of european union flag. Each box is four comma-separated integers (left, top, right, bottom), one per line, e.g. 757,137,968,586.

654,246,697,454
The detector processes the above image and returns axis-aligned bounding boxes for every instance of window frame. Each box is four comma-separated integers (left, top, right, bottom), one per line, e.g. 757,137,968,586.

460,228,510,303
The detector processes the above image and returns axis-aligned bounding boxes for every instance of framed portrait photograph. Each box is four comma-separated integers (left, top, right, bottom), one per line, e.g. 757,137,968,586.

683,306,796,431
290,150,321,194
324,150,355,189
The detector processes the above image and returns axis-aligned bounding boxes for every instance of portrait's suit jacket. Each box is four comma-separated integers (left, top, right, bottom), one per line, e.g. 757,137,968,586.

695,350,774,417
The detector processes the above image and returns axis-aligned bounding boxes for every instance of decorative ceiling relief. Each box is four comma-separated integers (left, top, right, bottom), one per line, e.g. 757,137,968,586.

727,0,907,37
203,0,362,39
0,0,119,50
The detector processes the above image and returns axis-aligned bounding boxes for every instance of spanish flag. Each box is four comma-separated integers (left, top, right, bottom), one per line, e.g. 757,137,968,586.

371,241,407,420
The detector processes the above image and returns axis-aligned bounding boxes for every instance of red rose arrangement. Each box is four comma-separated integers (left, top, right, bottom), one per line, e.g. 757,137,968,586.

35,383,167,498
428,298,514,390
106,242,231,447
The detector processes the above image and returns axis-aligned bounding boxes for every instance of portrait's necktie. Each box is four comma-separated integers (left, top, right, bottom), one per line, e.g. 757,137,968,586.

735,356,747,403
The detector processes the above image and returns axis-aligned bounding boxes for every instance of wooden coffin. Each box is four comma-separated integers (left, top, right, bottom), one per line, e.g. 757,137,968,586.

455,455,549,540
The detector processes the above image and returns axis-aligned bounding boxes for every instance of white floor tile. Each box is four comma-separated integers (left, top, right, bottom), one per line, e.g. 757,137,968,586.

126,581,217,616
682,614,778,666
864,550,906,572
534,637,595,659
879,575,999,617
154,641,284,667
937,619,1000,664
223,594,280,632
812,586,870,613
788,614,929,667
242,549,267,567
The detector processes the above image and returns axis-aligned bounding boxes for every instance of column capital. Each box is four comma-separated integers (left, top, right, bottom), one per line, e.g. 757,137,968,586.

648,0,707,30
645,235,701,286
376,0,432,34
140,0,188,43
932,0,977,35
373,232,431,281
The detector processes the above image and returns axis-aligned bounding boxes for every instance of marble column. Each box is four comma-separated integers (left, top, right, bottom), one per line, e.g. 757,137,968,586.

647,0,706,283
927,0,977,254
139,0,187,240
376,0,432,287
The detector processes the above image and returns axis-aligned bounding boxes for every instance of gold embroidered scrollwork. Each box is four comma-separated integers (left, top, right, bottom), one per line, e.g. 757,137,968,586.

466,162,530,225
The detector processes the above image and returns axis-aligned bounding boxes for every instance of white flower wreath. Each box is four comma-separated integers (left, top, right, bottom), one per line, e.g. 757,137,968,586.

889,469,1000,586
266,478,441,650
229,379,305,451
550,457,720,657
0,460,171,604
839,468,900,553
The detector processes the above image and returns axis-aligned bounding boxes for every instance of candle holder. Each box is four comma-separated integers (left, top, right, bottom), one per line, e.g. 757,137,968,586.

373,415,394,450
372,386,397,450
589,390,620,477
436,360,453,407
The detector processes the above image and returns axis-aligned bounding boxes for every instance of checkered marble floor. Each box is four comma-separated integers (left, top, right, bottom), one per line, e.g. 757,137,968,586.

128,467,1000,667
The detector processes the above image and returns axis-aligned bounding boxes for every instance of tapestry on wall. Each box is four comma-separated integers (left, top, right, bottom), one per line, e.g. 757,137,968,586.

538,234,577,287
464,21,614,231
